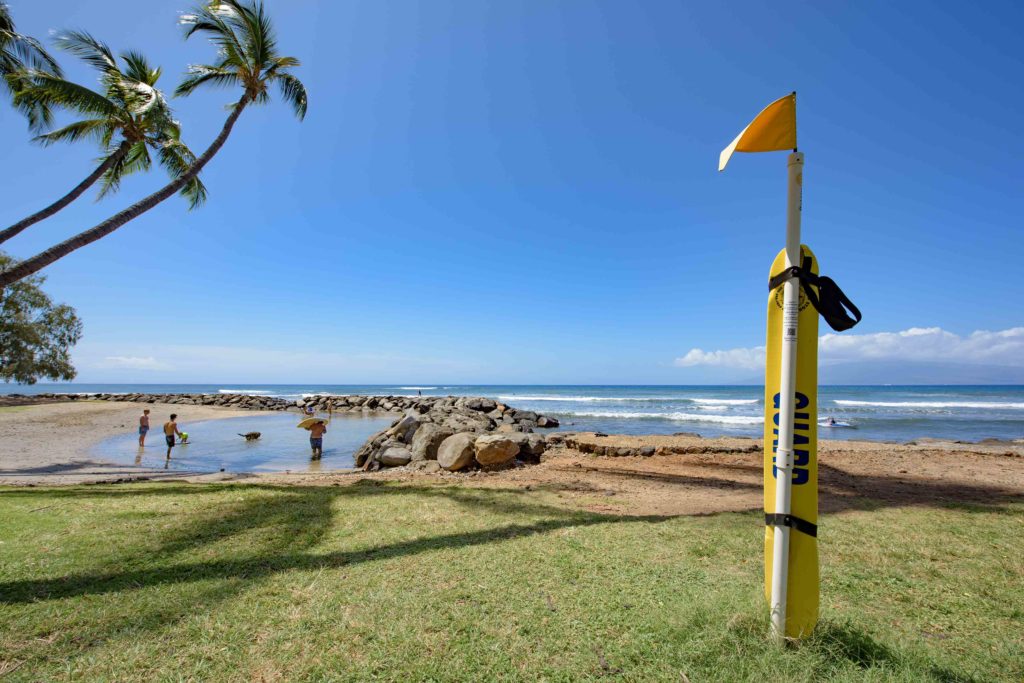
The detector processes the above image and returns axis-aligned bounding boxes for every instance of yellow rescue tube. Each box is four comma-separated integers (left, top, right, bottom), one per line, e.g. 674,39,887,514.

763,244,820,638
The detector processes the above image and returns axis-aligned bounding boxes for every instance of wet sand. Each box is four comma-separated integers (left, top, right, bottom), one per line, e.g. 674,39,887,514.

2,403,1022,519
0,401,274,485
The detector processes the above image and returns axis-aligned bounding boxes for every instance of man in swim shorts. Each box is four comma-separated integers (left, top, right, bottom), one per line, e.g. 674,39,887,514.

164,414,182,459
139,409,150,446
309,420,327,459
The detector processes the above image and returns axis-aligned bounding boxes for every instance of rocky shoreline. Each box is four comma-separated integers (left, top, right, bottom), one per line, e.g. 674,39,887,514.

2,392,561,473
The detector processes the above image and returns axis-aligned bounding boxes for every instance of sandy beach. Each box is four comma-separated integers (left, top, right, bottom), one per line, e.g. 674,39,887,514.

2,400,1022,518
0,401,275,485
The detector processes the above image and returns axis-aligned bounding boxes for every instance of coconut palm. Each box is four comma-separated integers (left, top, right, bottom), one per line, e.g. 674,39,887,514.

1,1,62,129
0,32,206,246
0,0,306,287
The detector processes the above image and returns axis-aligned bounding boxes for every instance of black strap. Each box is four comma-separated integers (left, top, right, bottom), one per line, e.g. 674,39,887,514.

765,513,818,538
769,255,863,332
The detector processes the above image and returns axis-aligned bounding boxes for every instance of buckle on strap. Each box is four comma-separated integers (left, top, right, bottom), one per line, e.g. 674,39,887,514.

765,513,818,538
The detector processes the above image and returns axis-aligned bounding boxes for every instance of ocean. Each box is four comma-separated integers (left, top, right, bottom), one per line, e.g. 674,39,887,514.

4,384,1024,443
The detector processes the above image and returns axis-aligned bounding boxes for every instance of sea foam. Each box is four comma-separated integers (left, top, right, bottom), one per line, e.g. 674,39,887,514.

834,400,1024,410
565,411,762,425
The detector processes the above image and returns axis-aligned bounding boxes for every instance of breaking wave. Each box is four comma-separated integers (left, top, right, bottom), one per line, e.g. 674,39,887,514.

565,411,762,425
834,400,1024,410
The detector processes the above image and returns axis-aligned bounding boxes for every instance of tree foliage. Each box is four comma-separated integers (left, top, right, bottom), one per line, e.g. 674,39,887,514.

0,0,307,288
17,31,206,208
0,252,82,384
0,1,61,129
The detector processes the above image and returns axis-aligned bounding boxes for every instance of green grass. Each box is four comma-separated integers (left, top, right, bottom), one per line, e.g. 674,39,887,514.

0,481,1021,681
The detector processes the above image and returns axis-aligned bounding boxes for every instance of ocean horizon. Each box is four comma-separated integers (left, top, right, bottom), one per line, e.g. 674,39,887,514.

5,383,1023,444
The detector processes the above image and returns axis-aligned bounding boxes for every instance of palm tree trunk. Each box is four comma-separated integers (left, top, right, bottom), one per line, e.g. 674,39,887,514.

0,98,250,287
0,141,131,247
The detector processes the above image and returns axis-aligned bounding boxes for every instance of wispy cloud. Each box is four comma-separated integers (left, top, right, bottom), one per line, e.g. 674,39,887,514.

674,326,1024,369
97,356,169,370
75,343,475,383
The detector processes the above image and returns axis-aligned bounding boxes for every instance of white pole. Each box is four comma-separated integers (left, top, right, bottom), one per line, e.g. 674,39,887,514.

770,150,804,644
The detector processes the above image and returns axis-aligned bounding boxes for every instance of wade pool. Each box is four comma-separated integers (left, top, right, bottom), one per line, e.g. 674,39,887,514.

93,413,394,473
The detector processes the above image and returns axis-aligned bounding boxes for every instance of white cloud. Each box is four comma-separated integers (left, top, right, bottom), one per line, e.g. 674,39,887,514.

674,346,766,369
675,326,1024,369
75,343,475,383
98,356,169,370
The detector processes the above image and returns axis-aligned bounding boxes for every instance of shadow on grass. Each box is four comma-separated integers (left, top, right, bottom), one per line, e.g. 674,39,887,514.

2,481,672,671
810,621,984,683
0,481,669,607
0,481,1006,680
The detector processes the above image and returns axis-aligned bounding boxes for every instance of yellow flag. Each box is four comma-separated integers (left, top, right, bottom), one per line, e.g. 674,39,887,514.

718,93,797,171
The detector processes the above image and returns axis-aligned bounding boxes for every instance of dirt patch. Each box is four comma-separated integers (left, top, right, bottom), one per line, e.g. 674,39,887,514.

4,407,1022,519
253,433,1024,517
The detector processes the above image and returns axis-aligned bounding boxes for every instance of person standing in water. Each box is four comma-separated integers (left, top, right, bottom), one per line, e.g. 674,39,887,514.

164,414,182,459
138,409,150,447
309,419,327,459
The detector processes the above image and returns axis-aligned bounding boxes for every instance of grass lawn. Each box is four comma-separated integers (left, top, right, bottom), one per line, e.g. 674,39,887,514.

0,480,1021,681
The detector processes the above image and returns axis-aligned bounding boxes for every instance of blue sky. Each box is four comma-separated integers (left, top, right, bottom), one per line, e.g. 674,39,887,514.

2,0,1022,384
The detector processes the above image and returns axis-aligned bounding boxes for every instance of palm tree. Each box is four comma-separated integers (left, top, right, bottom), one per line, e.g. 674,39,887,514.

0,0,306,287
1,1,62,129
0,32,206,246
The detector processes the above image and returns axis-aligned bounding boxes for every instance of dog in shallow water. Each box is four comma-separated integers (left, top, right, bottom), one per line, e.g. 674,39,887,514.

238,432,261,442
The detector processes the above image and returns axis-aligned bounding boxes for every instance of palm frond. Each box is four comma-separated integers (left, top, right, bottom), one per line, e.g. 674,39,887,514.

175,64,241,97
54,30,117,74
0,4,62,77
16,72,118,117
4,68,53,131
157,139,207,209
119,50,161,85
97,139,150,200
179,6,248,71
32,117,110,146
273,72,306,120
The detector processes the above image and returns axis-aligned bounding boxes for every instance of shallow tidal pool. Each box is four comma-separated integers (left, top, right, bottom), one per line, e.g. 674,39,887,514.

93,412,393,473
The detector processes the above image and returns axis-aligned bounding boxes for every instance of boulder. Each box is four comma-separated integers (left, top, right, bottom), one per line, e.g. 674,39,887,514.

379,447,413,467
388,415,422,444
465,397,497,412
537,416,560,428
474,434,520,467
437,433,477,471
504,432,546,462
410,423,454,461
521,433,546,460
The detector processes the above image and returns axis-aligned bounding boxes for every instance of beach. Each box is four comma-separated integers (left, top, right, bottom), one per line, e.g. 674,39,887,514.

0,401,275,485
3,400,1022,518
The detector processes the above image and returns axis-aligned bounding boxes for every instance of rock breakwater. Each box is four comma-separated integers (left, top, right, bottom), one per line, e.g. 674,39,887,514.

8,392,561,472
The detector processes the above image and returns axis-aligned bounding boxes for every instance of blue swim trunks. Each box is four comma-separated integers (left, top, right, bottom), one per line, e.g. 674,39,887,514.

310,437,323,449
139,426,149,435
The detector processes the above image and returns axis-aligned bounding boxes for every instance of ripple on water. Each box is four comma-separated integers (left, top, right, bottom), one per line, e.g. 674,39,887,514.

93,413,394,473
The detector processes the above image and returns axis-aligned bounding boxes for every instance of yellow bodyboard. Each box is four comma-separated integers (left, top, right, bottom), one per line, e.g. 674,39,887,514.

763,244,819,638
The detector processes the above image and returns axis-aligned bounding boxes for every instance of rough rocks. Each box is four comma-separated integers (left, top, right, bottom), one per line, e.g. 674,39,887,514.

437,433,477,471
379,447,413,467
556,433,759,457
410,423,454,461
354,396,559,469
24,391,560,471
473,434,520,467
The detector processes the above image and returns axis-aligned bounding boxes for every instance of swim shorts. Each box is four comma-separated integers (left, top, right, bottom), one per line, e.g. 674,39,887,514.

165,435,175,447
139,426,149,435
310,437,323,449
